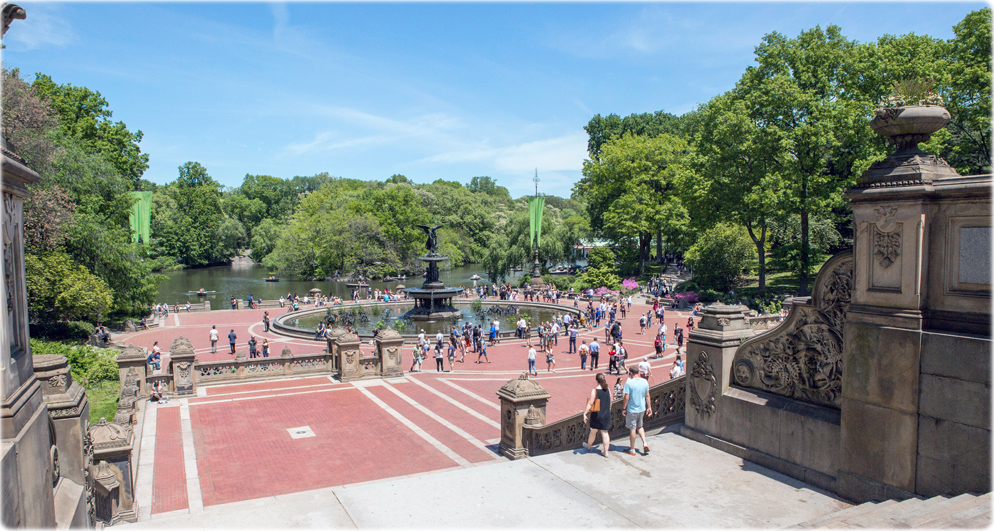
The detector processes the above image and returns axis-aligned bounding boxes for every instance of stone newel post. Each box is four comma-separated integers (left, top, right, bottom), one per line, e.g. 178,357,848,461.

168,337,197,396
335,330,363,383
87,419,137,524
376,329,404,379
115,344,148,399
496,374,551,460
683,305,754,435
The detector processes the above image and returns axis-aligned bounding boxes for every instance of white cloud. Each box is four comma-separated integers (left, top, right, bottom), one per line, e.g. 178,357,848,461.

3,4,75,50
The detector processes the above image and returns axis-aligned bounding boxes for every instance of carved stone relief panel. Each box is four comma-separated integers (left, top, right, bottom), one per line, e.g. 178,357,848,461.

689,352,717,418
870,224,903,290
732,252,853,409
3,191,27,352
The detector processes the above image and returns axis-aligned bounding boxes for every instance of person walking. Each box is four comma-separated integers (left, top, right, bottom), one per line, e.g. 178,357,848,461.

546,348,556,373
263,312,271,333
261,339,270,358
410,344,422,372
228,329,237,355
209,325,219,354
434,341,444,372
527,346,538,376
248,336,258,359
568,325,578,354
476,340,490,363
578,340,589,370
639,356,652,382
582,373,613,457
589,338,600,370
622,366,653,456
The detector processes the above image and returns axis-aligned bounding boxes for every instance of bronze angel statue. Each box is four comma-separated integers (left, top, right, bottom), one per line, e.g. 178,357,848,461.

416,224,443,254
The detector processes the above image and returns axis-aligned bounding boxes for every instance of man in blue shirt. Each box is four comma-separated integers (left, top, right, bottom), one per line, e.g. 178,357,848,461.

622,366,653,456
228,329,237,355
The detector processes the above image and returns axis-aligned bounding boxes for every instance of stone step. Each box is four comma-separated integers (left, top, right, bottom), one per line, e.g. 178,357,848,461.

887,495,952,523
795,500,897,528
923,493,990,528
901,493,984,528
826,497,922,528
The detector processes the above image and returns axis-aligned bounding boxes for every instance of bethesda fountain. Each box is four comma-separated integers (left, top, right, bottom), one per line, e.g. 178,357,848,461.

404,224,463,320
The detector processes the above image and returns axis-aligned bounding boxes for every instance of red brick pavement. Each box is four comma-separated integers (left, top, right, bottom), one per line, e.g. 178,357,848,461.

138,300,699,509
365,384,497,463
388,380,498,443
190,387,459,506
151,406,188,514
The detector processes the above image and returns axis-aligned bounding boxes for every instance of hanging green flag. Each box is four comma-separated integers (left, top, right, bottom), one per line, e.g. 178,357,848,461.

129,191,153,244
528,196,545,249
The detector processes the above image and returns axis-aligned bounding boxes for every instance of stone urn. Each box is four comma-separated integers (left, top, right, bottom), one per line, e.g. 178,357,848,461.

858,105,957,187
869,105,951,153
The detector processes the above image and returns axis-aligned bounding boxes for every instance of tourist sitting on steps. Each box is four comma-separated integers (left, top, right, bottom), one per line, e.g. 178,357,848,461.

149,381,168,403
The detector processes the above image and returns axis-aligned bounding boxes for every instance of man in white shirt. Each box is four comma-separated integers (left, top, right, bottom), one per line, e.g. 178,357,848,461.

639,356,652,382
527,346,537,375
209,326,219,354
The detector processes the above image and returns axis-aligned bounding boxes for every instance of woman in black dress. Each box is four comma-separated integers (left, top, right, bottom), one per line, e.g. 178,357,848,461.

582,373,613,457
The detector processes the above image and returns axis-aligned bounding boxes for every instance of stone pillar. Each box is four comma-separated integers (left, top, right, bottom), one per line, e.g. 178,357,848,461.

168,337,197,397
2,129,58,526
336,331,362,383
682,304,754,435
281,346,293,377
116,344,148,399
32,355,90,528
203,300,211,311
496,374,551,459
87,419,137,525
376,329,404,379
838,106,960,503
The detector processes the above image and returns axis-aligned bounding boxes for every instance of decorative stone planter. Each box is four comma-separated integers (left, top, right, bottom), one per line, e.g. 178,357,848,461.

869,105,950,152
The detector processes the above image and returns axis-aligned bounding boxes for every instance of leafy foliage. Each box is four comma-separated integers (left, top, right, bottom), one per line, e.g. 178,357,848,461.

684,223,756,293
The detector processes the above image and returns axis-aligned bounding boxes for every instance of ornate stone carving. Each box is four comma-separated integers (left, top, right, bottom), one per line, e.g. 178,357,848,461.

874,204,899,226
176,362,191,380
345,351,356,365
731,252,853,408
874,227,902,268
4,192,18,316
689,352,717,418
199,364,236,379
83,426,95,524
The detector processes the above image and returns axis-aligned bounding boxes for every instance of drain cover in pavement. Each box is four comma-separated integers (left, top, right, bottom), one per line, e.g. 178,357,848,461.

287,426,315,439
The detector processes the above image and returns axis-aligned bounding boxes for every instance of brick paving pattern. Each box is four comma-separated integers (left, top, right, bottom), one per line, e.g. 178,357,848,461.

151,406,188,514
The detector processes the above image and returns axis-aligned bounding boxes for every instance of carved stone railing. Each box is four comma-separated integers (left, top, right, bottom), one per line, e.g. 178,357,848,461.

520,376,686,457
745,315,785,330
195,348,332,385
731,252,853,409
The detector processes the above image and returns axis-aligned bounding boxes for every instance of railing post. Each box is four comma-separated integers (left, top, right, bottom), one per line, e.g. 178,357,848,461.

496,374,551,460
115,344,149,399
376,329,404,379
281,346,293,377
336,331,362,383
168,337,198,396
683,304,753,435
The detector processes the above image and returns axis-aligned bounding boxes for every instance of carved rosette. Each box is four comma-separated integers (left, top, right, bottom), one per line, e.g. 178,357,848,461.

731,252,853,409
689,352,717,417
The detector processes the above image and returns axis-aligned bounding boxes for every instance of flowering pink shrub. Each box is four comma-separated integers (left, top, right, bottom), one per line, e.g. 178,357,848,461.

674,291,700,304
622,278,639,290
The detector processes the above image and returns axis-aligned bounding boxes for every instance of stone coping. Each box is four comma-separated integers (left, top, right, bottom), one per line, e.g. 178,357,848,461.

272,300,584,342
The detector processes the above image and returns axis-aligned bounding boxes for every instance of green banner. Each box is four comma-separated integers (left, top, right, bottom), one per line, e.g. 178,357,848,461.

129,191,153,244
528,196,545,249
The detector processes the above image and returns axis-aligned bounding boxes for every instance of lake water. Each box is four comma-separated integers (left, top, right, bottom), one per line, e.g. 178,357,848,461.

155,262,528,306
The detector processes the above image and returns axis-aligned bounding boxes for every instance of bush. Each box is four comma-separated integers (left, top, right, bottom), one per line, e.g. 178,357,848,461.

699,289,721,303
29,320,95,342
684,223,756,293
30,338,120,387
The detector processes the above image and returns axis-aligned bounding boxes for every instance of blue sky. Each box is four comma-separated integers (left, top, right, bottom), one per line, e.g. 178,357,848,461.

3,2,984,198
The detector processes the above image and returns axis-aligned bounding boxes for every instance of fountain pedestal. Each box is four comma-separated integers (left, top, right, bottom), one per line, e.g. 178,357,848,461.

404,254,462,321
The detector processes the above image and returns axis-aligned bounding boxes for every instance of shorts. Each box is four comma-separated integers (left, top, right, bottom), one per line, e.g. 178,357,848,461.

625,410,645,430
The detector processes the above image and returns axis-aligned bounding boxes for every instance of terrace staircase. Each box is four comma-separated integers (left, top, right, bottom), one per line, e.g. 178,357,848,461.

789,492,991,528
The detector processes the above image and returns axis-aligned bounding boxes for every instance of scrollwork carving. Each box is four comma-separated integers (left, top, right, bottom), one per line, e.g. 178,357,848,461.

731,252,852,408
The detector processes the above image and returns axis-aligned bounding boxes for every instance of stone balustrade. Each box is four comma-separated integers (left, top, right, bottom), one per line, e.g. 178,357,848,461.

497,373,686,459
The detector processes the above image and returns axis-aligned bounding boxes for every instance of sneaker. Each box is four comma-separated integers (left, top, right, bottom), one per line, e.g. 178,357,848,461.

581,442,589,451
628,448,637,456
643,446,649,455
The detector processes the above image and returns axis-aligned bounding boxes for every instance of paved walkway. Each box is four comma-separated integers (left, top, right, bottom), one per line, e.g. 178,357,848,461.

115,297,770,522
121,430,849,528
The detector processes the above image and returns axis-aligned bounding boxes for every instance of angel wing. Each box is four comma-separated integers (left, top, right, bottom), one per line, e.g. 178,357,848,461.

415,225,432,234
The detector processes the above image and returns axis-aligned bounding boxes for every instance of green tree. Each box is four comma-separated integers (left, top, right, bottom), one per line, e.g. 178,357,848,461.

32,73,149,187
943,8,992,174
684,223,756,293
577,133,692,275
